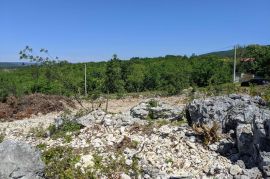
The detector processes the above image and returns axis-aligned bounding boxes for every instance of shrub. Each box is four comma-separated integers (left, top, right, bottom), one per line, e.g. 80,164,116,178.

48,120,83,142
148,99,158,108
41,146,86,179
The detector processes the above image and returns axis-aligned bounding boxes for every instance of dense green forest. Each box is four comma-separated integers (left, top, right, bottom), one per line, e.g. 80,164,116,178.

0,44,269,101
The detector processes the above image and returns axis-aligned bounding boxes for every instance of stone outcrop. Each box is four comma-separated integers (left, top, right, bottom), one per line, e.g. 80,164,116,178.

0,140,45,179
187,94,270,177
130,99,184,120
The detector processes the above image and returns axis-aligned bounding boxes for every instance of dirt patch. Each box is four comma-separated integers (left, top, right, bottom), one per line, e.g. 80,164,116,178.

0,94,75,121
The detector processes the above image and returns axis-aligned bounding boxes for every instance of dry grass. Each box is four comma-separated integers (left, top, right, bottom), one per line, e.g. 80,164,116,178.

192,121,221,145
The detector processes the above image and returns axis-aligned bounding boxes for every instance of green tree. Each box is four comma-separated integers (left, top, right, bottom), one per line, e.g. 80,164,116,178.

104,54,124,93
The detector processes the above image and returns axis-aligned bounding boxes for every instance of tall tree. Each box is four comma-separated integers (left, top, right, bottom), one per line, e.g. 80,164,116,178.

104,54,124,93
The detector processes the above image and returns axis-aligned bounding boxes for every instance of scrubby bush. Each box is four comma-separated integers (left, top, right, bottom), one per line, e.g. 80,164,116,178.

41,146,86,179
48,120,83,141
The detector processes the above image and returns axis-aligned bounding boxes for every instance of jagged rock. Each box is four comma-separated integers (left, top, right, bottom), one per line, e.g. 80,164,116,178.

130,99,184,120
236,124,253,154
0,140,45,179
187,94,270,176
54,116,63,129
186,94,266,131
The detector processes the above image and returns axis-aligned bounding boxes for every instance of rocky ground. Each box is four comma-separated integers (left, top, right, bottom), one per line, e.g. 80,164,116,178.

0,94,268,178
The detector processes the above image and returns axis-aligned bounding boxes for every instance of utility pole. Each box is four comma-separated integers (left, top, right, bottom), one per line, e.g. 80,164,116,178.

84,63,87,96
233,45,237,83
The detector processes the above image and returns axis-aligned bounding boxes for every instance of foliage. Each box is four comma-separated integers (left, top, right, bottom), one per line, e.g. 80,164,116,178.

48,120,83,142
29,125,47,138
91,152,141,178
2,44,270,99
238,45,270,77
148,99,158,108
41,146,86,179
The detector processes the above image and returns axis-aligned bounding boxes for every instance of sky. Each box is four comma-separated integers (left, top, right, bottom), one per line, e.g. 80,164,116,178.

0,0,269,62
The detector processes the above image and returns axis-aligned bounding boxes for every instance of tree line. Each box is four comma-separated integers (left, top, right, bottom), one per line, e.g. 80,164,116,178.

0,44,269,101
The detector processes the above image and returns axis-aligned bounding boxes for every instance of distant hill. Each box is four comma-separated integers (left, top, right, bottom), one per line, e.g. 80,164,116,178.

0,62,33,69
200,49,234,58
200,45,270,58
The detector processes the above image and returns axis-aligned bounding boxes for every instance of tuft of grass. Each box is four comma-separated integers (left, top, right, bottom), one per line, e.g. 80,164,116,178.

0,133,5,143
165,158,173,164
29,125,47,138
37,143,47,150
155,119,187,127
148,99,158,108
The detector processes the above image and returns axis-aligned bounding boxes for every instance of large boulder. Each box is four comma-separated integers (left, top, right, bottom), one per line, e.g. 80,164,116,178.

130,99,184,120
186,94,265,131
186,94,270,176
0,140,45,179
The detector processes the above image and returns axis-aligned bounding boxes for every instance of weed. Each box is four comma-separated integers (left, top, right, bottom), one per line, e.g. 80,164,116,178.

41,146,85,179
155,119,187,127
29,125,47,138
0,133,5,143
148,99,158,108
165,158,173,164
146,110,155,120
92,152,141,178
48,120,83,141
37,143,47,150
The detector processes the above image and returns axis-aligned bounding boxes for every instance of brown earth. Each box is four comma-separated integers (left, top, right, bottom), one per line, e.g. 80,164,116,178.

0,93,75,121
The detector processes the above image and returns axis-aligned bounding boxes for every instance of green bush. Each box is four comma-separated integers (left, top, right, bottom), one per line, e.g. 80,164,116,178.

41,146,87,179
148,99,158,108
48,120,83,142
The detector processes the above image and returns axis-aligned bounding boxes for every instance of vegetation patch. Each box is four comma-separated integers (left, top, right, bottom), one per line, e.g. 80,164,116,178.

48,120,83,142
41,146,86,179
148,99,158,108
29,125,47,138
91,152,141,178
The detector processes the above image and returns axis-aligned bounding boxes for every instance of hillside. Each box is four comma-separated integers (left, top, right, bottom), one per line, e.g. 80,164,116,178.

0,62,33,69
200,49,234,58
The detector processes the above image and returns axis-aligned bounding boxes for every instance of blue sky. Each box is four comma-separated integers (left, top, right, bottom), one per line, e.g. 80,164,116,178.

0,0,269,62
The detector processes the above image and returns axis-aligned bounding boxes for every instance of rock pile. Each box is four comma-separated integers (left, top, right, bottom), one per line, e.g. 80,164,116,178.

130,99,184,120
1,97,269,178
187,94,270,177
